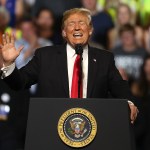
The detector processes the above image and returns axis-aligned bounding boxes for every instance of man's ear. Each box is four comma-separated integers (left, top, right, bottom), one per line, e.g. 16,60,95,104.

62,30,66,37
89,28,93,36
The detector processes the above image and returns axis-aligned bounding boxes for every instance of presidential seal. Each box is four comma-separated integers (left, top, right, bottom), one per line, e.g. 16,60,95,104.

57,108,97,148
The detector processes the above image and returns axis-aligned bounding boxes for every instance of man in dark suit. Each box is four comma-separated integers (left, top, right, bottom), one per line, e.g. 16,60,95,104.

0,8,138,123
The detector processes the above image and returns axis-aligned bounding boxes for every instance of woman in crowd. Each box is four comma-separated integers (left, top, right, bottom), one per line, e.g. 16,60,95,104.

108,3,144,49
34,7,57,44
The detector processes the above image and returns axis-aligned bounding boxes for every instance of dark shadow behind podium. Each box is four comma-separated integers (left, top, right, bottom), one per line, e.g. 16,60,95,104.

25,98,136,150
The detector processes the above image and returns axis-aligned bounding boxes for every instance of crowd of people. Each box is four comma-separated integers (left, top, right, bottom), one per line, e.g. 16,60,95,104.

0,0,150,150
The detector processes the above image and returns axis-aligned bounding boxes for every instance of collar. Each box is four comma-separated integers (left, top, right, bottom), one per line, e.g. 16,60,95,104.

67,43,88,58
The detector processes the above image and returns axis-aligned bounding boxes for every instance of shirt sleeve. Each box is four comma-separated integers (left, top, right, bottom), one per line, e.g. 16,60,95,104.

1,63,15,79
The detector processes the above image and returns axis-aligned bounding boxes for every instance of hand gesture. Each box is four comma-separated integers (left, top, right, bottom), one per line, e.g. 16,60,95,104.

128,102,139,124
0,33,24,67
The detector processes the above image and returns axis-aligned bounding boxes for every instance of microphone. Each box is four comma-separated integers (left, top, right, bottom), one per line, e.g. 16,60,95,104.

75,44,83,55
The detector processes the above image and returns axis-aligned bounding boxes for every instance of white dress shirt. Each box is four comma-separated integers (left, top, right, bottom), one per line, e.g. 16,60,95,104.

67,44,88,98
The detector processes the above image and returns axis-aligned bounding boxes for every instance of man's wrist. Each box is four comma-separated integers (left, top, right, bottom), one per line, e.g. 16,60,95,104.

1,63,15,79
3,61,15,67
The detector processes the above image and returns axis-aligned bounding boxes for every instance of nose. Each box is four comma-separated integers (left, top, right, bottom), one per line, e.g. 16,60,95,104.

74,23,80,30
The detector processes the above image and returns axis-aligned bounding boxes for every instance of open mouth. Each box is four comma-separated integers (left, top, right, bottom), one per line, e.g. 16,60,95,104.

73,33,83,38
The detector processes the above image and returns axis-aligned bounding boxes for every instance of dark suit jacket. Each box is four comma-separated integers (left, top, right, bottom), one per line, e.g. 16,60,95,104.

3,45,134,100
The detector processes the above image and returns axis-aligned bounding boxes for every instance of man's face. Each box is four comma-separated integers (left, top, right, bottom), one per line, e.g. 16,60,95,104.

118,6,130,25
21,22,35,40
62,13,93,48
81,0,97,11
120,31,135,47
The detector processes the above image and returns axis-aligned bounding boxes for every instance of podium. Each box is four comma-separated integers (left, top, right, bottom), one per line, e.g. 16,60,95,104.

25,98,136,150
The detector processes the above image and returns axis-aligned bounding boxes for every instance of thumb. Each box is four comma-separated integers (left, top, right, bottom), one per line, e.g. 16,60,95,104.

17,45,24,56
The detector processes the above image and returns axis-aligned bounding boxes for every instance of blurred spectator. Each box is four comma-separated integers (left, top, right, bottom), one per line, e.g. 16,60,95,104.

15,17,53,69
0,6,21,43
112,24,146,79
108,3,144,49
98,0,138,23
101,0,119,22
131,55,150,150
97,0,105,11
34,8,55,45
32,0,82,18
24,0,36,16
82,0,114,49
137,0,150,28
143,27,150,53
0,0,24,27
32,0,82,44
0,6,9,44
25,0,36,7
15,17,52,95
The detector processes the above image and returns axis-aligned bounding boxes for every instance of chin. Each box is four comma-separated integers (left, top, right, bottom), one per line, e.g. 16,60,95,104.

74,41,86,45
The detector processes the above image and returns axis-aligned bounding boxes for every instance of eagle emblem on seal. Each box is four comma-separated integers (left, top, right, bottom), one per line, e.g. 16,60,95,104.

69,117,87,138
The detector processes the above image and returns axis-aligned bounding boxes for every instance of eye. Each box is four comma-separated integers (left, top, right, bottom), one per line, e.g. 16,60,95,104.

68,22,75,27
79,21,86,25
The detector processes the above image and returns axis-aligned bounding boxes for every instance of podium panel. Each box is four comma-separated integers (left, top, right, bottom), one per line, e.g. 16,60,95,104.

25,98,135,150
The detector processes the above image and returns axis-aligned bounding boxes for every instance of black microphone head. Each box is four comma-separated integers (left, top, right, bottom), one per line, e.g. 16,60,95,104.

75,44,83,55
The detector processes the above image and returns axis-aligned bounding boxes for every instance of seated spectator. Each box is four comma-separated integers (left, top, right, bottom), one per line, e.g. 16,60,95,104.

104,0,138,21
108,3,144,49
34,8,56,44
82,0,114,49
15,17,53,96
0,0,24,27
112,24,146,79
15,17,53,69
0,6,21,43
0,6,9,44
143,26,150,53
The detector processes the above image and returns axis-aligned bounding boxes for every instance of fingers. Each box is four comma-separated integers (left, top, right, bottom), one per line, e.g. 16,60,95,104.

2,34,6,45
2,33,10,45
2,33,14,45
129,104,138,124
11,33,15,44
6,33,10,43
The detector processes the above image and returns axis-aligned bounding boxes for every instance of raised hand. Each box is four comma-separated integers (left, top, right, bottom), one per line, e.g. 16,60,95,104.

0,33,24,67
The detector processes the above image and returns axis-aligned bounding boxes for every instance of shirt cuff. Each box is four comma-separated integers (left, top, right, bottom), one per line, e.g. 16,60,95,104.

1,63,15,79
128,100,134,106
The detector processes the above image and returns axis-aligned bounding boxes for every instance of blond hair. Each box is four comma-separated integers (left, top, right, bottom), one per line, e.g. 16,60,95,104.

62,8,93,29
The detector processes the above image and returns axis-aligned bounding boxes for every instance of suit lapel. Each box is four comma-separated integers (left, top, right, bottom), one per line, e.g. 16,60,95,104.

57,44,69,97
87,47,98,98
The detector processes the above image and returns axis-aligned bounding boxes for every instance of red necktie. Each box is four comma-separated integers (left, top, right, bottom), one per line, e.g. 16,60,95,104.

71,55,82,98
